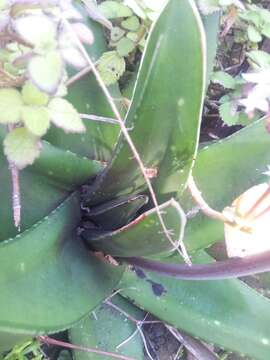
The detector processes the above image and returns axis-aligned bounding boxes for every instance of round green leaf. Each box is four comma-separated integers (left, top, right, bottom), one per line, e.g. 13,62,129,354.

14,15,56,49
116,37,136,56
48,98,85,133
0,88,23,124
4,127,41,169
28,52,63,94
121,16,140,31
97,51,125,85
22,106,50,137
22,81,49,106
98,1,132,19
110,26,125,43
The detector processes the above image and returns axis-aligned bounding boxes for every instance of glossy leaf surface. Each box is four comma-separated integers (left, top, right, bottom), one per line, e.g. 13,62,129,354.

0,128,103,240
182,118,270,252
88,0,205,205
70,295,145,360
0,194,123,334
120,251,270,360
84,200,185,257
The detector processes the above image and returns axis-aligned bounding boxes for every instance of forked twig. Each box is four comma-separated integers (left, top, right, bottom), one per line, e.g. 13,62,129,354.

37,336,136,360
62,17,190,263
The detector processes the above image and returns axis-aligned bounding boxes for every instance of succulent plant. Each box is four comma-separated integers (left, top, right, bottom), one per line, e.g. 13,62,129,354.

2,1,270,359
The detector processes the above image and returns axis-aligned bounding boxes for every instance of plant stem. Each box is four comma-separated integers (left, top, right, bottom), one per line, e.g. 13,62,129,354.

37,336,136,360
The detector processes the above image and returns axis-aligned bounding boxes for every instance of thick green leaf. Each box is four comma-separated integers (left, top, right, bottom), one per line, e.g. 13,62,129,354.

84,194,148,230
0,127,103,240
203,12,220,86
0,193,123,338
119,251,270,360
84,200,186,257
45,9,122,162
182,118,270,252
88,0,205,205
70,295,145,360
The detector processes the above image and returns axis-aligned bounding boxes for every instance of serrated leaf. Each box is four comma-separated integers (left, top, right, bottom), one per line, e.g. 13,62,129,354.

22,82,49,106
247,25,262,43
0,88,23,124
0,193,124,342
211,71,236,89
219,101,239,125
116,37,136,56
28,52,63,94
14,15,56,49
21,106,50,137
98,1,132,19
48,98,85,133
89,0,205,205
121,15,140,31
97,51,125,85
4,127,41,169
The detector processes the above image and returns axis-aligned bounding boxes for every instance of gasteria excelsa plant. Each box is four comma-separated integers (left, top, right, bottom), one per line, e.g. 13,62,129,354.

2,0,270,359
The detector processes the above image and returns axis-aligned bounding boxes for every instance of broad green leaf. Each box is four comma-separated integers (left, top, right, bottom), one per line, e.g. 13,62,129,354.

70,295,145,360
0,127,103,240
84,200,186,257
121,16,140,31
203,12,220,86
98,1,132,19
120,251,270,360
211,71,236,89
28,52,63,94
4,127,41,169
0,88,23,124
48,98,85,133
22,106,50,137
45,11,122,162
182,118,270,253
88,0,205,206
84,194,148,230
31,141,104,191
0,193,124,338
247,25,262,43
116,37,136,56
22,82,49,106
97,51,126,85
14,15,56,49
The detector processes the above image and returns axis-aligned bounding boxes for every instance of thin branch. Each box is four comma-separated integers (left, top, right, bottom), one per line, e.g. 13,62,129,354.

187,175,228,223
62,17,189,263
66,65,92,87
37,336,136,360
7,125,21,230
80,113,119,125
